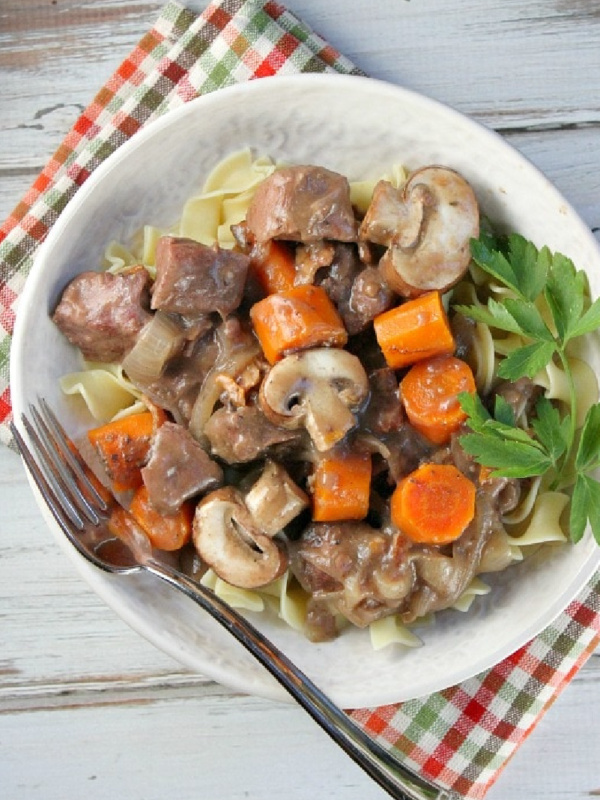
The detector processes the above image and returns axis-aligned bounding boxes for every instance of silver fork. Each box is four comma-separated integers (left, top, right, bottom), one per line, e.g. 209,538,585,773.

11,399,458,800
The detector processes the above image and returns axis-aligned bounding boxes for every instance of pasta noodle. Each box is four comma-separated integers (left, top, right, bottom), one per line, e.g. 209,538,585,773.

451,577,492,613
506,491,569,551
349,163,407,214
534,357,598,426
200,568,265,613
369,615,423,651
178,149,278,248
59,362,144,423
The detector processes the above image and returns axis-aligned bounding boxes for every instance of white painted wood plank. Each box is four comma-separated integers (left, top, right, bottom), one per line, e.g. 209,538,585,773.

2,675,600,800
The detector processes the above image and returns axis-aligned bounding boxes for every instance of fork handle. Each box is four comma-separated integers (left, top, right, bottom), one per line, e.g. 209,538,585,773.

146,559,457,800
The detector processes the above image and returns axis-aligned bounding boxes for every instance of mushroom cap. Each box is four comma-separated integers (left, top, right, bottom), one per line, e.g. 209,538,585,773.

192,487,288,589
366,166,479,298
259,348,370,451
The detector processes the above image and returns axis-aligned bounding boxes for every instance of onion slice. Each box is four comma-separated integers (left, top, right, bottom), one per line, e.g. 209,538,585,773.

122,311,186,383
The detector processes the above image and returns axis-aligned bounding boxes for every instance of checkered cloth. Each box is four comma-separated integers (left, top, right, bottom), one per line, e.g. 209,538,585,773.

1,1,598,797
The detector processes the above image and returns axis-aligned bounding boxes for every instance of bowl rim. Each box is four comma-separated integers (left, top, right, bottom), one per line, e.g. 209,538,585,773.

11,72,600,707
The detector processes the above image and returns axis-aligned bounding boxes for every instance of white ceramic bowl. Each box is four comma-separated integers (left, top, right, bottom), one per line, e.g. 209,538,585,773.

11,74,600,708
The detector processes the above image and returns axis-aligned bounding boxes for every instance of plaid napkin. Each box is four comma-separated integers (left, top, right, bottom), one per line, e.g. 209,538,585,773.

1,1,598,797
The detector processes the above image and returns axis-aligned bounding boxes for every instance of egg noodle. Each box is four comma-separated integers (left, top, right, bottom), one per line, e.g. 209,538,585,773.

59,149,592,650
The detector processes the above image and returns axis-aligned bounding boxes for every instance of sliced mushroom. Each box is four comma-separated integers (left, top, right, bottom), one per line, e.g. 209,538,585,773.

259,348,369,452
192,487,287,589
245,460,310,537
360,166,479,298
359,179,425,249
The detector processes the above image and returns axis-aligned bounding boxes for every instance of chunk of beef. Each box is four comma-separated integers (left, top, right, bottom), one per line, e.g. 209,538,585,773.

203,405,299,464
245,165,357,244
381,423,435,483
363,368,404,435
294,241,336,285
142,421,223,515
289,522,415,632
319,245,394,334
345,267,394,334
151,236,249,317
53,266,151,362
318,243,360,304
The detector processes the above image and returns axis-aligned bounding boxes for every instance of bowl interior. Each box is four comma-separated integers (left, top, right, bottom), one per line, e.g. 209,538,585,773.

11,74,600,707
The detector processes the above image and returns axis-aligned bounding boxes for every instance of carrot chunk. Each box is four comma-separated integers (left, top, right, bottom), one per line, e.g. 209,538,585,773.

129,485,194,551
391,463,476,545
400,354,476,444
88,412,155,493
312,450,372,522
250,284,348,364
373,291,455,369
107,504,147,545
250,240,297,295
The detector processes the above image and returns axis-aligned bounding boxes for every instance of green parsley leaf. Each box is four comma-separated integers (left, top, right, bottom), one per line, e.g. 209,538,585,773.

575,403,600,473
544,252,585,342
506,234,550,301
459,392,547,448
493,395,516,427
570,474,600,544
530,396,569,464
459,433,553,478
457,392,490,431
453,298,525,336
496,340,556,380
503,297,554,341
567,296,600,340
470,238,523,296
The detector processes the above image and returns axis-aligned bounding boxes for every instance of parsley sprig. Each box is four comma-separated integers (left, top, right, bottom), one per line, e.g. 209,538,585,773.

453,231,600,544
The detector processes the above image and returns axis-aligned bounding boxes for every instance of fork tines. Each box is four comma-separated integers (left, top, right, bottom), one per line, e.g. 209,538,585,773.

11,399,108,530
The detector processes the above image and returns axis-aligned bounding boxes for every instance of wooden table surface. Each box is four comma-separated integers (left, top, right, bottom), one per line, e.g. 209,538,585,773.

1,1,599,798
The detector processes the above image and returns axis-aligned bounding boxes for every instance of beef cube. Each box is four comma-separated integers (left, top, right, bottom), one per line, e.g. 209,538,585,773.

203,405,299,464
319,245,394,335
142,421,223,515
52,266,151,362
345,267,395,334
151,236,249,317
246,165,357,244
363,368,404,435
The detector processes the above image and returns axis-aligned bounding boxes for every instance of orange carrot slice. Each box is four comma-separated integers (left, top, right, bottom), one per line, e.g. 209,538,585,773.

250,240,297,295
312,450,372,522
88,412,155,493
373,291,455,369
391,463,476,545
400,354,476,444
250,284,347,364
129,485,194,551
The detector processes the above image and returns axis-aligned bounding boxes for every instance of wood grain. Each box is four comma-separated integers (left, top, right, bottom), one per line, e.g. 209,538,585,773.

2,1,600,798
